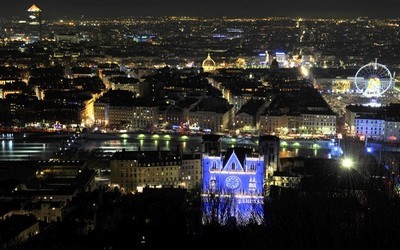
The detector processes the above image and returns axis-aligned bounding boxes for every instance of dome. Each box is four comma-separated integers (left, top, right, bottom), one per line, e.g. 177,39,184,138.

202,53,216,67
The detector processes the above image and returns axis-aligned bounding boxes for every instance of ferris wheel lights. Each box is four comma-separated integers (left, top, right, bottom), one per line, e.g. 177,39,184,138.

354,62,393,97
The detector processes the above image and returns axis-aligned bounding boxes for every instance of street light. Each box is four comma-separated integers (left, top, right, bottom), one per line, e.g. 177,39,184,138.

341,157,354,169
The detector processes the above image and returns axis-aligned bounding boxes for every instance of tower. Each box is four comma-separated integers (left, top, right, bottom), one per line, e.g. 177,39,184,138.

259,135,280,177
27,4,42,41
202,134,221,155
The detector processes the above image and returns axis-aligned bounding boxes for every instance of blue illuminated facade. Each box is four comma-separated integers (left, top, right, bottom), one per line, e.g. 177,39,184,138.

202,148,264,225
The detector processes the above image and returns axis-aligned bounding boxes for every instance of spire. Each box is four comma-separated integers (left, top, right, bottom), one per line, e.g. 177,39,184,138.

207,53,211,60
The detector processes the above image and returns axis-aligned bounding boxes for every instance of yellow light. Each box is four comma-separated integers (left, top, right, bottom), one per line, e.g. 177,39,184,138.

300,65,310,77
341,158,354,169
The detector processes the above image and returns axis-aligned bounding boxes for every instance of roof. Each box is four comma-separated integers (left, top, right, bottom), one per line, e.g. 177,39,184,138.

237,99,265,116
191,96,233,114
202,134,221,142
182,153,202,160
111,150,182,164
345,104,383,113
28,4,41,12
222,147,255,167
0,201,21,217
0,215,38,244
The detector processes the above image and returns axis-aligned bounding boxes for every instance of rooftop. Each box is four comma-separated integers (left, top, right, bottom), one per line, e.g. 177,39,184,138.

28,4,41,12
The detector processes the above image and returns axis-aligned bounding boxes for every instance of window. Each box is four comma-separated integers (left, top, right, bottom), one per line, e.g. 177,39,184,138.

232,162,236,170
250,163,255,170
210,179,216,189
212,161,217,169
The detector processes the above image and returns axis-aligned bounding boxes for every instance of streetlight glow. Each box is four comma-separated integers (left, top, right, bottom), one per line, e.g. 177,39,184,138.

341,158,354,169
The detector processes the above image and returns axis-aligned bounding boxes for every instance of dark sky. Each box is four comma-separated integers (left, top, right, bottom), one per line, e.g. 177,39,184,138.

0,0,399,19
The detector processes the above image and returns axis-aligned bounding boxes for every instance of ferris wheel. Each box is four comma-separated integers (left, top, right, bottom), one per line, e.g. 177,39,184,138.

354,60,393,97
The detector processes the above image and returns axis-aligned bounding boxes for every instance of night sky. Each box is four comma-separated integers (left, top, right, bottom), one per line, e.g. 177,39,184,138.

0,0,399,18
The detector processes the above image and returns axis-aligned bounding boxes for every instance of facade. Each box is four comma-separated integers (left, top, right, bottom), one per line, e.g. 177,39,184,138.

272,172,301,189
108,105,132,126
109,77,141,96
260,113,336,135
188,97,234,132
234,99,267,131
300,113,337,135
259,113,287,134
94,102,109,126
188,110,232,132
345,105,382,136
355,117,385,140
131,105,158,129
202,148,264,225
234,112,254,130
110,150,202,192
94,102,158,128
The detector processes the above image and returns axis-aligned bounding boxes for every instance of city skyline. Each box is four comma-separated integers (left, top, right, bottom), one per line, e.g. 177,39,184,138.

0,0,400,18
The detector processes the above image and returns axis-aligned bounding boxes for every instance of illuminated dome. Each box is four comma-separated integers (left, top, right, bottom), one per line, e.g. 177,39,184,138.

202,53,216,72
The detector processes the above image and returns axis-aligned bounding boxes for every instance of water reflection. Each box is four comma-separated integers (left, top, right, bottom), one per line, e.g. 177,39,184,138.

0,136,332,161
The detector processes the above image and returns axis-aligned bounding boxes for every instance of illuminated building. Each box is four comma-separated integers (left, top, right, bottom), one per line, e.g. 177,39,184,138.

109,77,140,96
260,113,286,134
300,113,337,135
27,4,42,41
202,148,264,225
234,99,267,131
355,116,385,140
345,105,382,136
94,102,109,126
188,97,234,132
272,172,301,189
131,105,159,129
110,150,202,192
94,95,158,128
202,54,217,73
